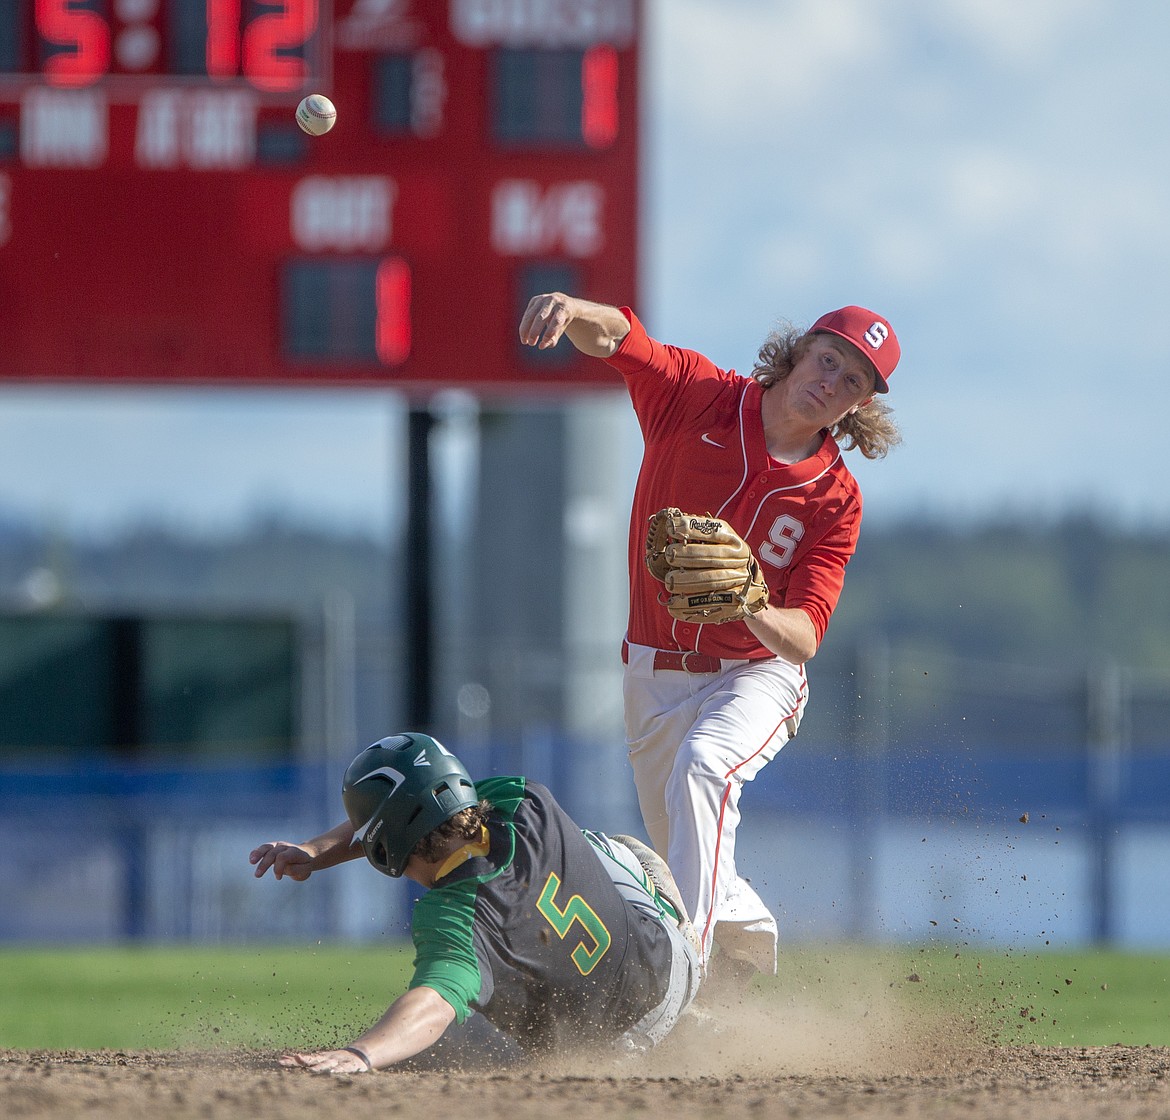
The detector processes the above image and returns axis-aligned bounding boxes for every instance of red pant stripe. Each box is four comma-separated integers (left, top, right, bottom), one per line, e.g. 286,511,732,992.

698,676,807,958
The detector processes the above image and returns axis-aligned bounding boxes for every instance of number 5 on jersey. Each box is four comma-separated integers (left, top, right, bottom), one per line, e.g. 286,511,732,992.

536,873,612,975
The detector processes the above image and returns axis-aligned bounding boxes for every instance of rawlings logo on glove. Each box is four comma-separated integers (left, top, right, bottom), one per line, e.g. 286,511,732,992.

644,507,769,624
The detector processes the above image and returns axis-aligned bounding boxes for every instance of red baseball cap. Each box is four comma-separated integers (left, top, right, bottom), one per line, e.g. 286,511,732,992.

809,306,900,393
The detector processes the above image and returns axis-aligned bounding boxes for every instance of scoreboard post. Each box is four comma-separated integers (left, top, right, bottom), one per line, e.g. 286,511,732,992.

0,0,640,391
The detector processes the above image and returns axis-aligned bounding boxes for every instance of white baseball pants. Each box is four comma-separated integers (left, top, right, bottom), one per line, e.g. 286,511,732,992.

622,641,808,974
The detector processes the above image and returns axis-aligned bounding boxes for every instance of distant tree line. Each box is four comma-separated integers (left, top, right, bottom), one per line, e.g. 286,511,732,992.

1,510,1167,755
2,509,1166,676
826,515,1170,676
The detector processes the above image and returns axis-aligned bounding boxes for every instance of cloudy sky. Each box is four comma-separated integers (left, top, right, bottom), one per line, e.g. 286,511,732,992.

1,0,1167,538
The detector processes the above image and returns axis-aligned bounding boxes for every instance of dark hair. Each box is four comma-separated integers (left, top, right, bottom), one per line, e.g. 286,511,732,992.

751,325,902,460
410,800,493,863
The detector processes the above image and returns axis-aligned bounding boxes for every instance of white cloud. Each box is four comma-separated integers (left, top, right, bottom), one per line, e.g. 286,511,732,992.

857,219,944,290
750,229,831,293
939,147,1041,231
649,0,896,138
649,0,1170,401
928,0,1104,67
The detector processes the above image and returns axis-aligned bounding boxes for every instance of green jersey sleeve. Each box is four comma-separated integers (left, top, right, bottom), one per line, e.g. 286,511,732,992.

409,879,482,1023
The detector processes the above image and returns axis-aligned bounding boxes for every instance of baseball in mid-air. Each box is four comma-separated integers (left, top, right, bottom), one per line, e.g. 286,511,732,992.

296,94,337,136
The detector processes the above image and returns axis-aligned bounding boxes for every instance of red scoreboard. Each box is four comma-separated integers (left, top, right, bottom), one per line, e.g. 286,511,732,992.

0,0,639,388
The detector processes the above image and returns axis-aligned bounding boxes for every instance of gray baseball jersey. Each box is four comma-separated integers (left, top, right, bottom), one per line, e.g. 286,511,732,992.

408,776,676,1053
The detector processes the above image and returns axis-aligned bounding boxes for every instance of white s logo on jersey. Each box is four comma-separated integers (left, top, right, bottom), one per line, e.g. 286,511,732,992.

758,514,804,569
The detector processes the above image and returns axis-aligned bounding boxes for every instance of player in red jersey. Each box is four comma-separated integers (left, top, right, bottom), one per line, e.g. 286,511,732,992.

519,294,902,985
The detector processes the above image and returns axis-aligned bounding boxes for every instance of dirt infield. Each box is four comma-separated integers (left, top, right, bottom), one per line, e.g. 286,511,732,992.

4,1043,1169,1120
5,992,1170,1120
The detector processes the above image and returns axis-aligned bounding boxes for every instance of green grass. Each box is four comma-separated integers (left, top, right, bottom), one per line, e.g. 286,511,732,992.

763,944,1170,1048
0,944,414,1051
0,942,1167,1052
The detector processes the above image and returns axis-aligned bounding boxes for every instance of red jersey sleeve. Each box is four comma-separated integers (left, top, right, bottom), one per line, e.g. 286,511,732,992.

780,497,862,645
608,307,654,369
605,308,737,444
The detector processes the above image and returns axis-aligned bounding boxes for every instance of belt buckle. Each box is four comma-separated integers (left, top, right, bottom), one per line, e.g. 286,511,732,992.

680,650,704,674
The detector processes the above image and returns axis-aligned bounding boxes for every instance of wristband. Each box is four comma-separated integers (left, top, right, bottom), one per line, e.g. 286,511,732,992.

342,1046,373,1070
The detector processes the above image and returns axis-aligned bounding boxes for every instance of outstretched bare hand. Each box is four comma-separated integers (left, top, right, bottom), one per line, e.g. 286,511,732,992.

518,291,578,350
249,841,314,881
279,1048,372,1074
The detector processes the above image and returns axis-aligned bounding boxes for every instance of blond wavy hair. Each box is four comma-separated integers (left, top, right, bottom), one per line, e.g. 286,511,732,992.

751,326,902,460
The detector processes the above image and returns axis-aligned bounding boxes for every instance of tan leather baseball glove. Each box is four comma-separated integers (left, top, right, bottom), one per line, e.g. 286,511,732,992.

644,508,769,624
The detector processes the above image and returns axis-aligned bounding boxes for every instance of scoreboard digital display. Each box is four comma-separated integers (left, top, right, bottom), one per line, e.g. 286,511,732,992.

3,0,325,91
0,0,639,389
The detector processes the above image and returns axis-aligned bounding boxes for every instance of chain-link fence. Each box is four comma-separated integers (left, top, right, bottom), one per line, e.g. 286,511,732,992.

3,645,1168,947
736,645,1170,948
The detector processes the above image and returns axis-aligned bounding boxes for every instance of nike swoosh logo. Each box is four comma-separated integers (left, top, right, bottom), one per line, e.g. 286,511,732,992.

701,433,725,448
352,766,405,839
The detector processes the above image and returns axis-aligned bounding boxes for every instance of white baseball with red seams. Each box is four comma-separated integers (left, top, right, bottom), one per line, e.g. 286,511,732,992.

296,94,337,136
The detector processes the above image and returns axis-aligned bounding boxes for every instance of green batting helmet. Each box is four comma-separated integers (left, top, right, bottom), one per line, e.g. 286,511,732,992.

342,733,478,878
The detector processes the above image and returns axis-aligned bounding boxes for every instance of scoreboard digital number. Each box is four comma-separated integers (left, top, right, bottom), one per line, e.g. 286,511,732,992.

3,0,323,91
0,0,639,389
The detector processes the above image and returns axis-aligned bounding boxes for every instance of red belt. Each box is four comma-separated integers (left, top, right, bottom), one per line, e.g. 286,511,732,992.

621,640,723,674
